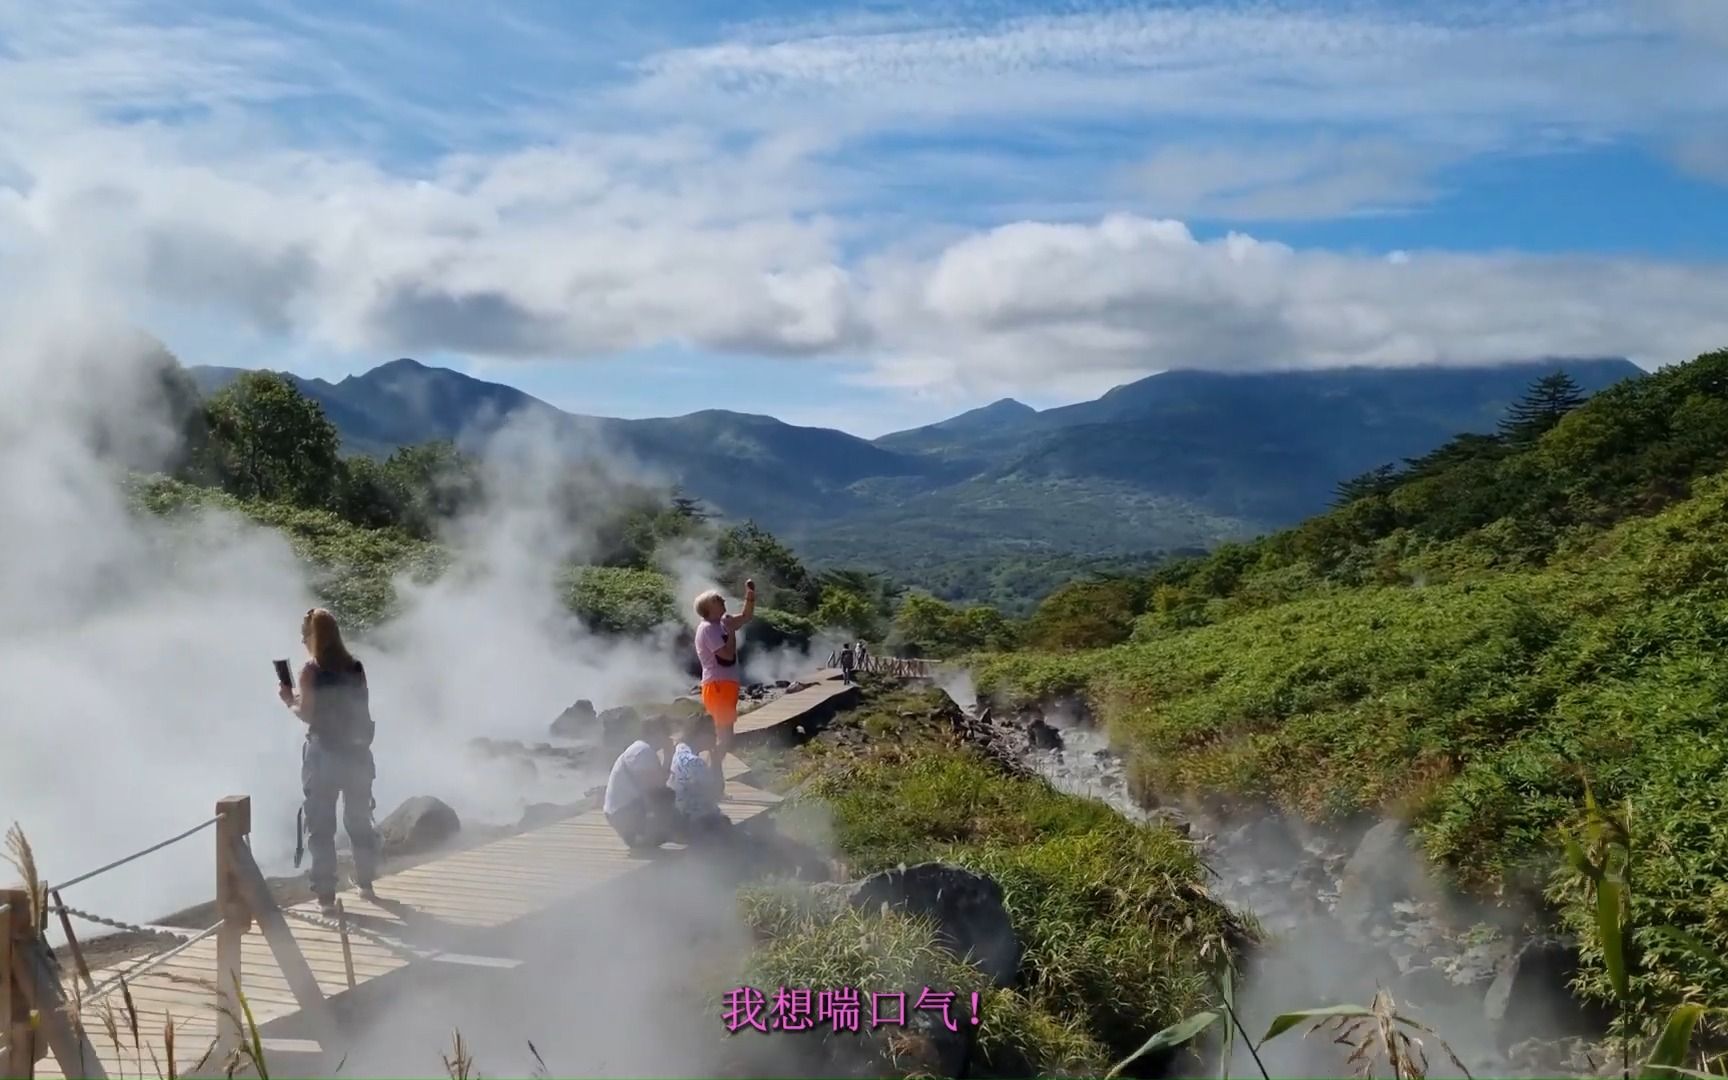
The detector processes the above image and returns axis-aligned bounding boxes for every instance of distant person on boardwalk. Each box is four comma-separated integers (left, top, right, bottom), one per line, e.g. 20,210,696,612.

693,578,755,770
278,607,379,915
603,716,678,852
668,714,732,843
856,640,869,670
838,641,856,684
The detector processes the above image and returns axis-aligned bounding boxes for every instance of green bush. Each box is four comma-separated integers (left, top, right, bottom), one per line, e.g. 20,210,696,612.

129,475,445,631
782,689,1246,1067
977,469,1728,1028
558,565,677,635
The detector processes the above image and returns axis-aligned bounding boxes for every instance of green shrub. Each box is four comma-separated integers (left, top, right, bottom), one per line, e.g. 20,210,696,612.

783,690,1246,1067
558,565,677,635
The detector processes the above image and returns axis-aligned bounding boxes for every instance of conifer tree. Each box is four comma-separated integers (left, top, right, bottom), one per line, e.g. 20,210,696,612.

1499,370,1586,447
1332,463,1401,506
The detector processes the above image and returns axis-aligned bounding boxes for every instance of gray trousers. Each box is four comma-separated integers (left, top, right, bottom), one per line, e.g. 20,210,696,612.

302,738,378,897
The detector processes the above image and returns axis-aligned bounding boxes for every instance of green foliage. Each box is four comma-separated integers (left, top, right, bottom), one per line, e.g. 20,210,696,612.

748,606,817,651
201,372,342,506
129,476,446,632
977,347,1728,1031
718,521,822,615
1023,578,1148,651
813,585,882,638
786,689,1247,1069
558,565,677,635
890,591,1019,658
1500,369,1587,448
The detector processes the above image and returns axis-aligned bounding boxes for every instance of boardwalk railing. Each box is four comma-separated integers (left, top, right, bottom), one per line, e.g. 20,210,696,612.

1,796,335,1079
823,652,939,678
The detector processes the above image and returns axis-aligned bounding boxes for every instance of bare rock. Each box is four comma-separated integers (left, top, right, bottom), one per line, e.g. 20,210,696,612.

378,796,461,858
1026,716,1063,751
1336,819,1424,938
549,698,596,738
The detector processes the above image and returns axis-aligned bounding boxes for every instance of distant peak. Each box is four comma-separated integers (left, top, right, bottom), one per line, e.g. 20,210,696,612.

374,357,428,373
981,397,1034,414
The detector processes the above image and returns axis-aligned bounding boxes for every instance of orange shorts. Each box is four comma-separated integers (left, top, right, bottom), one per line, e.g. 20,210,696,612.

702,680,740,731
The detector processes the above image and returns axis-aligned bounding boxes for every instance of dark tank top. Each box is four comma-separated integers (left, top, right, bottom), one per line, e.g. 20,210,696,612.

308,660,374,748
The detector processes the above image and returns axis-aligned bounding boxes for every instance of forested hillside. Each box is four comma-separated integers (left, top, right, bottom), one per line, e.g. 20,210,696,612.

976,349,1728,1030
137,360,941,653
189,356,1642,610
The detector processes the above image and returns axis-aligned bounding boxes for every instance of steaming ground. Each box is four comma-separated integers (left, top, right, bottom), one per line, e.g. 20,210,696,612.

936,669,1562,1079
0,319,740,939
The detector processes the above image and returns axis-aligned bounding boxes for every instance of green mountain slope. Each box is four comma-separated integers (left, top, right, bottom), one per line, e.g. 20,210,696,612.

191,357,1643,600
976,347,1728,1030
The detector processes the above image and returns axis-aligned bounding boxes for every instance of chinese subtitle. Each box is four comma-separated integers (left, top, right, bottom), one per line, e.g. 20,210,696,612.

722,987,981,1033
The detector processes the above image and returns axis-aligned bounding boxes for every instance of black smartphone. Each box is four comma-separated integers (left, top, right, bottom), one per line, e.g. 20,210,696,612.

274,659,293,689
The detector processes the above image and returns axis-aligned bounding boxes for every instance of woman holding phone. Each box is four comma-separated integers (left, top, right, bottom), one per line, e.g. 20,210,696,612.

278,607,378,915
692,578,755,772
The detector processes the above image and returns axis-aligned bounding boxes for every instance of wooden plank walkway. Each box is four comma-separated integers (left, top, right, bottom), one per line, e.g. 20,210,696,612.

734,670,855,736
35,673,842,1079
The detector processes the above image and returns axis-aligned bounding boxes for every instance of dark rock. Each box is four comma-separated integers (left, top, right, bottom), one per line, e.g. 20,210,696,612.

775,679,791,689
598,705,641,750
838,863,1020,987
1485,937,1606,1046
549,698,596,738
517,801,579,830
378,796,461,857
1336,819,1424,937
1026,716,1063,751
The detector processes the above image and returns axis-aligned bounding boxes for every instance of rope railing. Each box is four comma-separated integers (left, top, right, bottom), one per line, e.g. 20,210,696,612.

49,814,221,893
82,922,222,1005
826,652,936,677
50,900,191,944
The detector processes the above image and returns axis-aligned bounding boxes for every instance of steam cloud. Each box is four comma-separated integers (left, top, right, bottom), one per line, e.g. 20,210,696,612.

0,278,740,939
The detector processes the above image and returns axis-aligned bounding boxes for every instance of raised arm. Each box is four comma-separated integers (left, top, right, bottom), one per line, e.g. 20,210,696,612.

725,579,757,630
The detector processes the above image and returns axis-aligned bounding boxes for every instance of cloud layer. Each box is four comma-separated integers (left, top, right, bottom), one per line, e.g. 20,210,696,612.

1,0,1725,402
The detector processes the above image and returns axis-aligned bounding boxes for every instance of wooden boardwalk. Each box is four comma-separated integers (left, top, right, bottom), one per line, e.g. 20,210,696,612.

734,670,857,736
32,673,843,1079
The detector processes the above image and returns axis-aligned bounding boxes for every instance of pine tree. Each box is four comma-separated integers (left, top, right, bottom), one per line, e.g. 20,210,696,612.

1332,463,1401,506
1499,371,1586,447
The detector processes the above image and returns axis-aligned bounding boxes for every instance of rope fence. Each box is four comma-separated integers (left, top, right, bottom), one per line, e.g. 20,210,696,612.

3,795,343,1078
83,922,222,1005
50,815,220,893
824,651,937,678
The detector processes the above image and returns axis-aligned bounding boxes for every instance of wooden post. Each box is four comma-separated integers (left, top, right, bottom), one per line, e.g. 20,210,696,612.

225,834,336,1036
334,902,356,990
215,796,251,1055
3,888,104,1079
2,889,33,1079
48,892,94,997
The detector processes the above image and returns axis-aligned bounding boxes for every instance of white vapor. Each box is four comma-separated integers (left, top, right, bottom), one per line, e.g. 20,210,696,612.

0,282,706,930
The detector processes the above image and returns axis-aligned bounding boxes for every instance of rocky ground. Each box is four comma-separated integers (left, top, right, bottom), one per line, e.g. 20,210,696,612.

967,694,1619,1078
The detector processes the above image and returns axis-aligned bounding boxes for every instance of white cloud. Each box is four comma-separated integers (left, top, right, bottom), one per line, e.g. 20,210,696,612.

1,0,1726,411
860,215,1728,396
1124,136,1452,221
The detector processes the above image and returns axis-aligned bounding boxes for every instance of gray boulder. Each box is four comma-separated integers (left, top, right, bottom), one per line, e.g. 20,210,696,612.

549,698,596,738
598,705,641,750
1336,819,1429,937
839,862,1021,987
1485,937,1604,1045
1026,716,1063,751
377,796,461,858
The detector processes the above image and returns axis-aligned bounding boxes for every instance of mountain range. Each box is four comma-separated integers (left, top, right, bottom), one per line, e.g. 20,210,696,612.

190,356,1643,601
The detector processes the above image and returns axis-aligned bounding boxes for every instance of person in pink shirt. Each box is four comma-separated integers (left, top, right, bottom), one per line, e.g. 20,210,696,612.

693,578,755,770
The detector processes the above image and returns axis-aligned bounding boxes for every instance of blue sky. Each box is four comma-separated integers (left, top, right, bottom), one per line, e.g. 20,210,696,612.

2,0,1725,436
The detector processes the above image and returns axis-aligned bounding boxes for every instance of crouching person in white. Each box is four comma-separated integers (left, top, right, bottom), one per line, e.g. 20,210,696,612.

604,716,678,851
